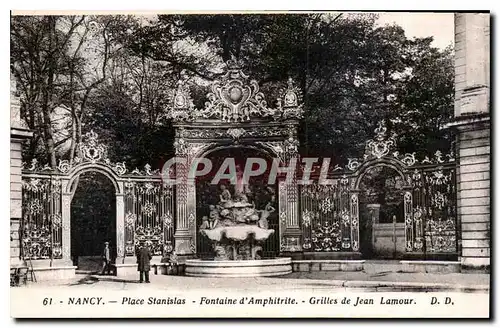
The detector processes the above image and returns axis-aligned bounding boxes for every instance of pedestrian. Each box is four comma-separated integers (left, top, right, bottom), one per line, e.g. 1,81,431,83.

101,242,111,275
136,243,152,283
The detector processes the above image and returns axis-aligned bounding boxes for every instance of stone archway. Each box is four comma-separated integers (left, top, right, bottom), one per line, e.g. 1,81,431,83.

357,165,407,259
194,146,280,259
169,60,304,258
70,171,117,271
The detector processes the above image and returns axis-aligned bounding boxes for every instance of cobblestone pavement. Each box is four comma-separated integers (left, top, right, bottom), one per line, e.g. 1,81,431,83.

17,270,490,293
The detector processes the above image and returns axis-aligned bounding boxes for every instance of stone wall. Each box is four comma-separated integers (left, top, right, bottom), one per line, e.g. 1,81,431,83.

10,138,24,265
457,127,490,267
10,73,33,266
452,13,490,269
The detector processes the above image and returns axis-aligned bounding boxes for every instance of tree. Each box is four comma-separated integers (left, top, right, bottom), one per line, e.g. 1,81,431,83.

11,13,455,169
11,15,85,166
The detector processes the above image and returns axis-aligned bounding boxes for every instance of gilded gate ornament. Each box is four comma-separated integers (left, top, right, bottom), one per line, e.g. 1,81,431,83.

227,128,246,142
21,134,175,262
365,120,396,159
166,60,303,123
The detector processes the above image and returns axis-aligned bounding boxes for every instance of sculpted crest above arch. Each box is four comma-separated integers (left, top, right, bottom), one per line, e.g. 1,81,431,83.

168,60,304,163
167,59,304,123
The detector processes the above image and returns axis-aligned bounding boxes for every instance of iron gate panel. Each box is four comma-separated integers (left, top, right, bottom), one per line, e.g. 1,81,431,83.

300,178,356,252
298,121,458,257
21,176,63,260
407,165,457,254
124,180,175,257
20,131,175,262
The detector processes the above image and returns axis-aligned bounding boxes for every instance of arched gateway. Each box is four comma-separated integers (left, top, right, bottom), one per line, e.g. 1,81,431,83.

168,59,304,257
18,61,459,280
19,61,304,278
21,130,175,277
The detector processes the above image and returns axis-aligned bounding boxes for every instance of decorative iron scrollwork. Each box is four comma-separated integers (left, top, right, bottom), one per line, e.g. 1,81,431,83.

300,181,355,252
21,176,62,260
135,225,163,256
311,221,341,252
227,128,246,142
166,60,303,123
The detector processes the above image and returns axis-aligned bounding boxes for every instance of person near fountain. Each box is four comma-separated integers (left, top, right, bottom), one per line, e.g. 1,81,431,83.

136,243,152,283
100,241,112,275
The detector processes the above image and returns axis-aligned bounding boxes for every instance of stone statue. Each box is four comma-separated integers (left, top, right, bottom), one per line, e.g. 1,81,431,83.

199,216,210,230
198,180,276,261
257,203,275,229
234,165,251,197
219,185,232,204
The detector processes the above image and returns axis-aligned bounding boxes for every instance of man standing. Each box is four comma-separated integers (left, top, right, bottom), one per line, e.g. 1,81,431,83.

101,242,111,275
136,243,152,283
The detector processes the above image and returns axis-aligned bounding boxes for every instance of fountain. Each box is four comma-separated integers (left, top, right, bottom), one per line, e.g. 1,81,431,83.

173,60,300,277
185,167,292,277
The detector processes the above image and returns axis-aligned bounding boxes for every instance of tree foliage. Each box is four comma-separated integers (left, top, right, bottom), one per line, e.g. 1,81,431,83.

11,13,455,168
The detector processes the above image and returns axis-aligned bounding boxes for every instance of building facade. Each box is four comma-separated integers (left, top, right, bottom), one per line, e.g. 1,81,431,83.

446,13,490,269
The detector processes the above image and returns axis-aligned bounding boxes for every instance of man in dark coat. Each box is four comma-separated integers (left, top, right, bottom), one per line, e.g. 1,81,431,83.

101,242,112,275
136,243,152,283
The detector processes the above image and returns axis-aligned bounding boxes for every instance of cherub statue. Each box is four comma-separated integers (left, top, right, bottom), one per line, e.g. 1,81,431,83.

219,207,235,226
257,203,275,229
219,184,233,206
199,216,210,230
209,205,220,221
235,164,252,195
234,190,249,203
208,215,220,230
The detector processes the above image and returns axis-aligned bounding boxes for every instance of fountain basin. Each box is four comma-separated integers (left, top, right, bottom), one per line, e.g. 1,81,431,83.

201,225,274,241
185,257,292,277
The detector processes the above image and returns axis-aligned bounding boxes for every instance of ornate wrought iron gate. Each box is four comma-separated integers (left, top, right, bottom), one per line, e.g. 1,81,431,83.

299,121,458,258
21,176,63,260
124,180,175,257
21,131,175,263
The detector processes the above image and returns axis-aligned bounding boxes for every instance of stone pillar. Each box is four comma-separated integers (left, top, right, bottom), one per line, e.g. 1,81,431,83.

116,192,125,264
173,156,195,257
61,191,73,265
446,13,490,269
454,13,490,116
10,138,24,267
10,74,33,267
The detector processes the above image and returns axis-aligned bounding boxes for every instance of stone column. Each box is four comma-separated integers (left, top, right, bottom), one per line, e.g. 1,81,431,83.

60,191,73,265
279,131,302,256
173,154,195,257
10,74,33,267
116,192,125,264
445,13,490,269
10,138,25,267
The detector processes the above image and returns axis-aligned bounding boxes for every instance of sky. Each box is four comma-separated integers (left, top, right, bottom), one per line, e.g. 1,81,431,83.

138,12,456,50
376,12,455,49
